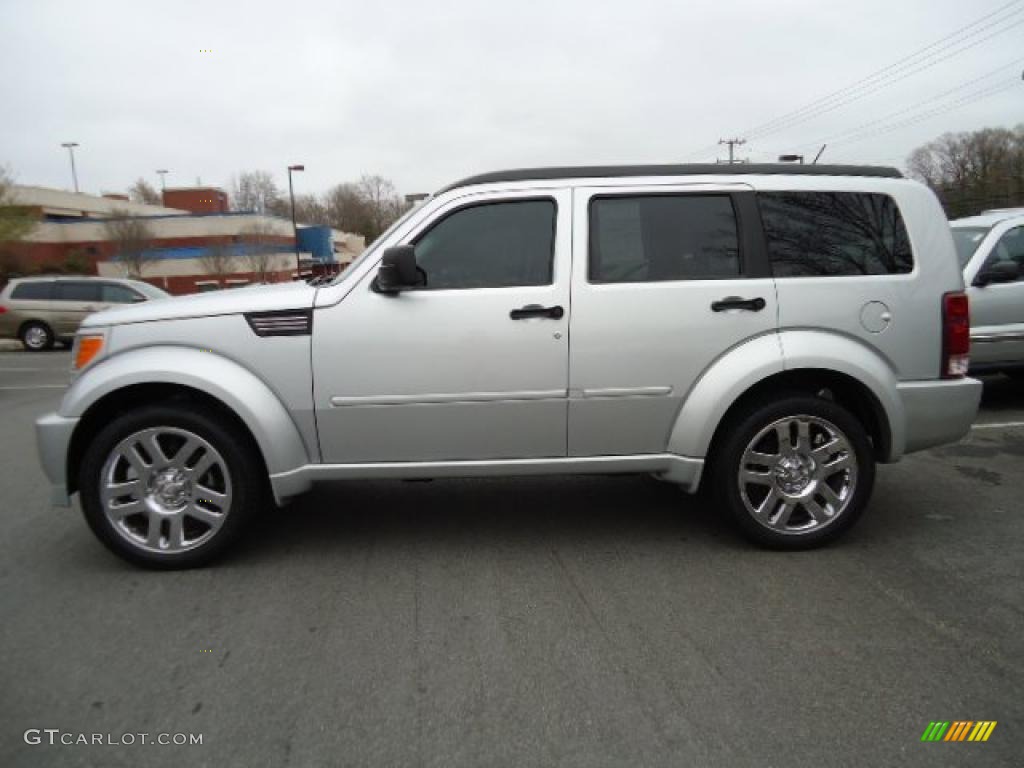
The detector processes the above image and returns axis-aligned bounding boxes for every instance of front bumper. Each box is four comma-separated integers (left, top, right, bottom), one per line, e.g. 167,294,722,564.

898,377,982,455
35,412,79,507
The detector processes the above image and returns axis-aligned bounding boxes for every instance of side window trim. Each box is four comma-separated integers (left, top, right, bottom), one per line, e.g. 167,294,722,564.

402,196,559,291
586,191,754,283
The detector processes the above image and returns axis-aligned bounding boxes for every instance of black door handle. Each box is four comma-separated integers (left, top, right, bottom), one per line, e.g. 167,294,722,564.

711,296,766,312
510,304,565,320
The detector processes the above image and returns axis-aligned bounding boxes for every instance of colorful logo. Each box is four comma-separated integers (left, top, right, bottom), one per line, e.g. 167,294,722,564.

921,721,997,742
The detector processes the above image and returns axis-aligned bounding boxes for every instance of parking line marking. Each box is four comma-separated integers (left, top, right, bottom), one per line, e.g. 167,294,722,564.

0,385,67,390
0,368,55,372
971,421,1024,430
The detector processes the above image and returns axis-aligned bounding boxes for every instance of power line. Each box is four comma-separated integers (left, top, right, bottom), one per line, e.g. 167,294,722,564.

783,58,1024,153
683,0,1024,159
744,15,1024,142
741,0,1024,141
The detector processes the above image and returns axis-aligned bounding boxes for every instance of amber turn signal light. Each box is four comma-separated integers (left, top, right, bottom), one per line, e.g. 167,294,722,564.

74,336,104,370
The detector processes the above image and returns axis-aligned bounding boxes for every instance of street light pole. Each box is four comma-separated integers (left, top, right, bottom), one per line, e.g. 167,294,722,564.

61,142,80,193
156,169,168,192
287,164,304,278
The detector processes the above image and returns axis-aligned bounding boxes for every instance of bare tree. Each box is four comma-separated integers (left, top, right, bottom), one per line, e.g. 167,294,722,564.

198,241,236,279
103,212,155,277
239,220,280,282
0,166,36,243
906,124,1024,218
230,170,281,214
128,178,161,205
324,175,405,241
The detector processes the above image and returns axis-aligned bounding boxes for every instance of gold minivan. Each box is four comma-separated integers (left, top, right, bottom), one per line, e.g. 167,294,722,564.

0,276,170,351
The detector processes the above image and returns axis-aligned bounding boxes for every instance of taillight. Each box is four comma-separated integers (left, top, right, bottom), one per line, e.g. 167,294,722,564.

942,291,970,378
0,305,7,314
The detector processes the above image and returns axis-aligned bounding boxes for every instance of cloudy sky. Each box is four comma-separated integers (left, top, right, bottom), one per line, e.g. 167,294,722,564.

1,0,1021,199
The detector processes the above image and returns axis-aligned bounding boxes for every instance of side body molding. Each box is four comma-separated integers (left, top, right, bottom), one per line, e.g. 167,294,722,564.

665,330,905,462
62,346,312,502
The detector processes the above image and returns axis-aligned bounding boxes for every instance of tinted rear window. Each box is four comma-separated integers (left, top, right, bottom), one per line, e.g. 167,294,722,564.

589,194,740,282
10,282,53,300
54,282,102,302
758,191,913,277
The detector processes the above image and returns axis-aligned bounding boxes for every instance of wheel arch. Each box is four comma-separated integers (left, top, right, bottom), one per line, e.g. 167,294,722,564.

62,346,312,503
666,331,904,468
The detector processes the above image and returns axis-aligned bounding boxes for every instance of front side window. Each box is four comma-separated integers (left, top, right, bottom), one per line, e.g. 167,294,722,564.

101,284,141,303
758,191,913,277
11,281,53,300
54,282,101,302
413,200,556,290
982,226,1024,281
589,195,740,283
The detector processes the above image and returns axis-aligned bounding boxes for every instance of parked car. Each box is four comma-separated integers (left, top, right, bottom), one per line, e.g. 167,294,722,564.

36,164,981,568
950,208,1024,378
0,276,169,351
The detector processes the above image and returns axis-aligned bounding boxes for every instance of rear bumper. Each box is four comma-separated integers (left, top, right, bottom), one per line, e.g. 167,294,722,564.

35,412,79,507
898,377,982,455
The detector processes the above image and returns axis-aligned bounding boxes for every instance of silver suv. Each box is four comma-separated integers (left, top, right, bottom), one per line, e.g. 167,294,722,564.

950,209,1024,378
35,164,982,567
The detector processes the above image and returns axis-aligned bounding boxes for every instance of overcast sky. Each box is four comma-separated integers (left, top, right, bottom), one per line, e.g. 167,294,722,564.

1,0,1021,199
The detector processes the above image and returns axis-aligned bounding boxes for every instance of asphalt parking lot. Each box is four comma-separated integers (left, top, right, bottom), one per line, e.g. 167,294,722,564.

1,349,1022,767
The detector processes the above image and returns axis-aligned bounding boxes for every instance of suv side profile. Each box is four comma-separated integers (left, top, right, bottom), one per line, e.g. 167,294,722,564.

950,209,1024,377
35,165,982,568
0,276,169,351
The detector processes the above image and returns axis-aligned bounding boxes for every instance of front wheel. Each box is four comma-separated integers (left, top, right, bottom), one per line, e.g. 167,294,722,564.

711,395,875,549
78,405,263,568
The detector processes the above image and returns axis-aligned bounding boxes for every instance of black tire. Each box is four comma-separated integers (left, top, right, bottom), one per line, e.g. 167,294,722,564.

78,404,264,569
710,394,875,550
20,321,54,351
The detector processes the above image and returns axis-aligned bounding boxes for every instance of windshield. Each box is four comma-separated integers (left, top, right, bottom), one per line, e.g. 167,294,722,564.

130,281,171,299
950,227,990,268
326,203,426,286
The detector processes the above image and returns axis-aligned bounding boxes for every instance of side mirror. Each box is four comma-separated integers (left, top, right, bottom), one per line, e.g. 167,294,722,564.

975,261,1019,287
374,245,421,294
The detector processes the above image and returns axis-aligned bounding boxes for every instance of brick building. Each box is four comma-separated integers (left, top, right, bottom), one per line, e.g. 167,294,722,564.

1,185,364,294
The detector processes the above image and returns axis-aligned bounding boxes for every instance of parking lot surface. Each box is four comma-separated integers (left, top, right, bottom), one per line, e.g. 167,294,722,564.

1,350,1022,767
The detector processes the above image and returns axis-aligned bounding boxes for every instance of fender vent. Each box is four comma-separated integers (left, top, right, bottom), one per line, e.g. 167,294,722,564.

245,309,312,337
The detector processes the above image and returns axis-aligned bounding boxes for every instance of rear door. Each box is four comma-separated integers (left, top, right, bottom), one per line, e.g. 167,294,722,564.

51,281,102,335
568,184,778,456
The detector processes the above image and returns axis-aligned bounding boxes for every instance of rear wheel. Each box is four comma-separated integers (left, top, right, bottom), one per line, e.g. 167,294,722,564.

78,404,263,568
711,395,875,549
20,321,54,351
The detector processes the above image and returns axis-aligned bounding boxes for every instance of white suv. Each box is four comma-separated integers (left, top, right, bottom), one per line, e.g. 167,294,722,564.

36,164,982,567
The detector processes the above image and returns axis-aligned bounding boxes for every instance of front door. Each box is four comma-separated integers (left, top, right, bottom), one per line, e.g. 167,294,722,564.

312,189,572,463
568,184,778,456
969,224,1024,367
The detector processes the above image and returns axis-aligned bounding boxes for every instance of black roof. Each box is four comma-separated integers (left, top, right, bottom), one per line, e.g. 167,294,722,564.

439,163,903,192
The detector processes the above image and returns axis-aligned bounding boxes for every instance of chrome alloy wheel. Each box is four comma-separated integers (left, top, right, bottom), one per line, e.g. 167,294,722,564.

100,427,233,554
737,415,858,535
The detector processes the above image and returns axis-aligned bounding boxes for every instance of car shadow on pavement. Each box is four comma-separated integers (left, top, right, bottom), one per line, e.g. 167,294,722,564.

234,475,747,565
977,373,1024,414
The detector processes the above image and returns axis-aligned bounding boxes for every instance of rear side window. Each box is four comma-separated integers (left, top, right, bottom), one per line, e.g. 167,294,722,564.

758,191,913,277
10,281,53,300
101,284,141,303
54,282,102,302
589,195,740,282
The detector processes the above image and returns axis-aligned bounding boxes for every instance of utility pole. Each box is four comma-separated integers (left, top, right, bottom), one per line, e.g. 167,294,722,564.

718,137,746,164
61,142,80,193
156,169,168,191
287,164,305,278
